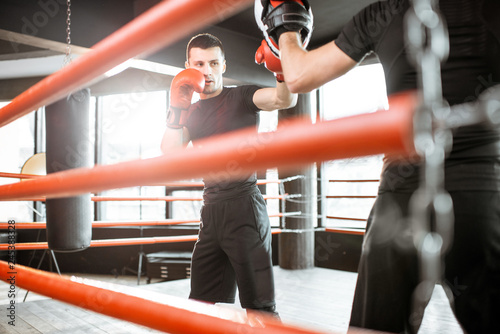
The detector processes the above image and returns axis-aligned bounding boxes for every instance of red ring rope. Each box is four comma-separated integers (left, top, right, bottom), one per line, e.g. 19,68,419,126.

0,259,330,334
0,0,253,128
0,91,417,202
0,229,282,251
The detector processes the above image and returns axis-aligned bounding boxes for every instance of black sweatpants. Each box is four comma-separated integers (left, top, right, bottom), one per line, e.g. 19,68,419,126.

349,190,500,333
189,186,276,309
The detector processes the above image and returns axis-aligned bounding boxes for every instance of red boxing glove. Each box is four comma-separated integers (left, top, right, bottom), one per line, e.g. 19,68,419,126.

167,68,205,129
255,40,285,82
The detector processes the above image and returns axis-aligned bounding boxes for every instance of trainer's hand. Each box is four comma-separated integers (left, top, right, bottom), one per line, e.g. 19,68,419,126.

254,0,313,56
255,39,284,82
167,68,205,129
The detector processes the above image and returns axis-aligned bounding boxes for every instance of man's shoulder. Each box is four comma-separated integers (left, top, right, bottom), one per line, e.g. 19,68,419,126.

223,85,261,97
224,85,260,91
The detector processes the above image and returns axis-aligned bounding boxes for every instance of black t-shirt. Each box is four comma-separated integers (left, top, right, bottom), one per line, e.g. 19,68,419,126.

335,0,500,192
185,85,261,197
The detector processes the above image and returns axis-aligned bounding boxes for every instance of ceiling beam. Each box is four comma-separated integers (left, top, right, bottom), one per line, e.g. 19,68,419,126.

0,28,90,56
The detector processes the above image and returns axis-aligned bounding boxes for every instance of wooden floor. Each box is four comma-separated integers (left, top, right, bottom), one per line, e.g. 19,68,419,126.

0,267,464,334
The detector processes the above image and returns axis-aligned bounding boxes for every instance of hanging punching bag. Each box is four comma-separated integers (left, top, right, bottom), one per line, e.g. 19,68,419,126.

45,89,92,252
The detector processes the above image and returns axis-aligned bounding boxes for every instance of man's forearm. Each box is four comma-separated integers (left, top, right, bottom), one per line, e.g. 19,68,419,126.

279,32,308,93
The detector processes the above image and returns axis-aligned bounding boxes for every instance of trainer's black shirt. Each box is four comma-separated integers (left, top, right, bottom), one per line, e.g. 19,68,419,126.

335,0,500,192
186,85,261,198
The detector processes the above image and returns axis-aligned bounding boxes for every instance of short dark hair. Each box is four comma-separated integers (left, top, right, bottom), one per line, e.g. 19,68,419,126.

186,33,225,61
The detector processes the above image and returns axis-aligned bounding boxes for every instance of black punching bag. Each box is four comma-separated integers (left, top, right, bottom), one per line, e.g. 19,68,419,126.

45,89,92,252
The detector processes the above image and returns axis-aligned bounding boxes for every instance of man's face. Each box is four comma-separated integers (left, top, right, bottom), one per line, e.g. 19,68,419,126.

186,47,226,98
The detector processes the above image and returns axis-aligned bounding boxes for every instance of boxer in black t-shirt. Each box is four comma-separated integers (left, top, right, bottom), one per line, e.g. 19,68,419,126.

161,33,296,317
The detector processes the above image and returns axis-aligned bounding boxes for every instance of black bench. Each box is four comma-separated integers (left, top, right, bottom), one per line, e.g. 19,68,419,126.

145,251,192,283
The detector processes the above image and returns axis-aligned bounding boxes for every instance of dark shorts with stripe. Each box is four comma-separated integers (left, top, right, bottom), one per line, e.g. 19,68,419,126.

189,185,276,309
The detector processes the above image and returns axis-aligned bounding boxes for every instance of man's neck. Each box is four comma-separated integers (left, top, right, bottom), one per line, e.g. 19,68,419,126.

200,87,223,100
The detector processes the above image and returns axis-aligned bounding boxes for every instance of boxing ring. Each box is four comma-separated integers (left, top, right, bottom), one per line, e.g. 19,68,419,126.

0,100,416,330
0,0,457,333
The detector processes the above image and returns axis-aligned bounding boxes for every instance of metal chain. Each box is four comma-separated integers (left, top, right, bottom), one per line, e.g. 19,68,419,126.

63,0,72,67
404,0,453,330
